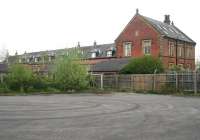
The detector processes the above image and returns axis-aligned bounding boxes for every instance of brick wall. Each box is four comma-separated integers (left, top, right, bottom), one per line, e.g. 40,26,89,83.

115,15,160,58
115,14,195,70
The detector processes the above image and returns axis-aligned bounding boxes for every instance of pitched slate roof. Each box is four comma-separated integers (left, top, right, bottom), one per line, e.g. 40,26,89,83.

8,43,116,64
14,43,115,58
142,15,196,44
90,58,131,72
0,64,8,73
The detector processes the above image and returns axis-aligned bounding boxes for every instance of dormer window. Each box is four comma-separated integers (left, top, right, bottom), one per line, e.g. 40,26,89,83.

27,58,30,63
106,50,113,57
91,52,96,58
90,49,100,58
48,56,52,62
34,57,39,63
18,58,22,63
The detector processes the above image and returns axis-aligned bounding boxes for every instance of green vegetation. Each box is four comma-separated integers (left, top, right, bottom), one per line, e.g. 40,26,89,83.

0,50,90,94
6,64,33,92
53,49,89,91
120,56,164,74
196,61,200,71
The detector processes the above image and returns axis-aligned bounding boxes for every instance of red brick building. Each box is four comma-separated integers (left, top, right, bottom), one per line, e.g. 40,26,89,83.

115,9,196,70
7,9,196,74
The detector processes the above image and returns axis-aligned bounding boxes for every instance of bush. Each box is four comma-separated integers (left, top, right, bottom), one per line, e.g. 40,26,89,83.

53,50,89,91
6,64,34,92
0,83,10,93
160,83,177,94
120,56,164,74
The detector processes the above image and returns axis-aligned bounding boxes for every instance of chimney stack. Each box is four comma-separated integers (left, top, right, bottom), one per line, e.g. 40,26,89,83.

164,15,171,25
77,42,80,47
93,41,97,48
15,51,18,56
136,8,139,15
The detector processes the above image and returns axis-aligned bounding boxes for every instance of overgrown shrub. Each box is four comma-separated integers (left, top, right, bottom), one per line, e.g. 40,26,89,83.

53,50,89,91
6,64,33,92
120,56,164,74
160,83,177,94
0,83,10,93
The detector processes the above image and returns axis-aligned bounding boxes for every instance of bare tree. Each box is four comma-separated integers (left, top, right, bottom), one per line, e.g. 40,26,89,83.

0,45,8,63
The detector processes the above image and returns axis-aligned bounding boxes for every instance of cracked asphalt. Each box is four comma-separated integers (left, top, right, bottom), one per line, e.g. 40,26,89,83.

0,93,200,140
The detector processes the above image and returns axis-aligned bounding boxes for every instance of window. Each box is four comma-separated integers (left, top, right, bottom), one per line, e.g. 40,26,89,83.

106,51,113,57
18,58,22,63
186,64,191,70
48,56,52,62
186,46,193,59
178,64,184,69
91,52,96,58
34,57,38,63
178,44,184,58
169,41,175,57
169,63,175,69
142,40,151,55
123,42,132,57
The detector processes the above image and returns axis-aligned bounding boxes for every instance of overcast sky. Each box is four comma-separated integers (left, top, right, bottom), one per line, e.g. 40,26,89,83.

0,0,199,60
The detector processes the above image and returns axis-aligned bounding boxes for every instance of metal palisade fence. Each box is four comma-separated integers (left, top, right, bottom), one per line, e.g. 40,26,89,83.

91,72,200,94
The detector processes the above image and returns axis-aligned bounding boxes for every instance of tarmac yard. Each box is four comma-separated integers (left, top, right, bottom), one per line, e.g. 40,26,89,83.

0,93,200,140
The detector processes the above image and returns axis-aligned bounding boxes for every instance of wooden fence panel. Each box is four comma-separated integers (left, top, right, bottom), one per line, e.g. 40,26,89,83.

118,75,132,90
91,72,200,93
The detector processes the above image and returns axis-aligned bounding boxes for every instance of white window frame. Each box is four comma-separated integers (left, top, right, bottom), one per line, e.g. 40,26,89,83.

178,64,184,69
106,50,113,57
34,57,39,63
142,40,151,55
178,43,184,58
48,56,52,62
169,41,175,57
123,42,132,57
91,52,96,58
169,63,175,69
19,58,22,63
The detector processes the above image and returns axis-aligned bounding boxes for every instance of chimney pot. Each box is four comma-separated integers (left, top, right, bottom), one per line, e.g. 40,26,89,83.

77,42,80,47
164,15,171,25
136,8,139,14
93,41,97,47
15,51,18,56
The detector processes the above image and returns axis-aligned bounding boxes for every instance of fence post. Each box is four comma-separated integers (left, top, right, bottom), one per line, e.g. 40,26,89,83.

0,74,3,83
131,75,134,91
194,70,197,95
115,74,118,89
175,72,178,92
152,69,158,92
100,74,104,90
